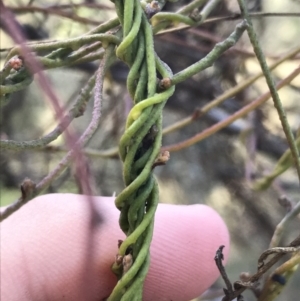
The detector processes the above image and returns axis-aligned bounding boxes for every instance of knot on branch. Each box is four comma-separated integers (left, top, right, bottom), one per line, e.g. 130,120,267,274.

20,178,36,200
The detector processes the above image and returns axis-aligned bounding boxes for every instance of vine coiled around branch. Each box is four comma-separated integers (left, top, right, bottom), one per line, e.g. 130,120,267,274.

107,1,175,300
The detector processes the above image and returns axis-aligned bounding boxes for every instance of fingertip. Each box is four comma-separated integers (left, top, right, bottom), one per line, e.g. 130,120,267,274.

1,194,122,301
144,204,230,301
1,195,229,301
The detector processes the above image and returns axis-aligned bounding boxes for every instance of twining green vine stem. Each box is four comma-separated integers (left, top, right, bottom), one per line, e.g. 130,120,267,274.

107,1,175,300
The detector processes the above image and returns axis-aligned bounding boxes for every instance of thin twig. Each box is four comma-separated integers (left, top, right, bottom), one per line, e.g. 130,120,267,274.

0,76,33,97
8,5,111,26
39,145,119,158
156,12,300,35
258,251,300,301
163,46,300,135
0,2,98,196
253,135,300,190
163,65,300,152
152,0,208,34
169,21,247,86
0,47,115,222
224,234,300,301
197,0,222,22
38,3,113,10
177,0,208,15
185,28,300,59
258,247,300,268
1,75,96,150
270,201,300,248
5,34,120,62
237,0,300,185
215,246,235,299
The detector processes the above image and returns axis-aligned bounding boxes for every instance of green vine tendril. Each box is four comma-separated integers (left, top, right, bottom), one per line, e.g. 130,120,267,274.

107,1,175,300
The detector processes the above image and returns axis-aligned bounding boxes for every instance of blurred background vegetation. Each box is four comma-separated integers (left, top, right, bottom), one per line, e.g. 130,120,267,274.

1,0,300,300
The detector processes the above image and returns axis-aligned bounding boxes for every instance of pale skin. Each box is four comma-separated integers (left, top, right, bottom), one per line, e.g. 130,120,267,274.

1,193,230,301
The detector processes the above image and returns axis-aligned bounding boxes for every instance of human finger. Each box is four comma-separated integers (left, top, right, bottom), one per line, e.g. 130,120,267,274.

1,193,229,301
